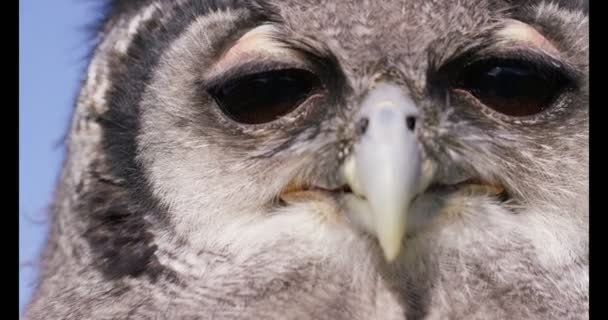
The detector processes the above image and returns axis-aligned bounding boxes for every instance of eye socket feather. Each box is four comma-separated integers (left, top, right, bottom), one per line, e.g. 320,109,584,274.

207,68,322,124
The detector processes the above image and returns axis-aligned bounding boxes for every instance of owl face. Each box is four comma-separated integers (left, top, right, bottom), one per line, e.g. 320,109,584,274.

21,0,588,318
95,0,588,279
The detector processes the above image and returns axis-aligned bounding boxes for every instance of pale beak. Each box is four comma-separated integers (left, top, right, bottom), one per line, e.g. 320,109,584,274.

342,83,430,261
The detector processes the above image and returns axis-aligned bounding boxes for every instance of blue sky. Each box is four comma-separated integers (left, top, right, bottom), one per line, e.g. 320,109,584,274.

19,0,100,316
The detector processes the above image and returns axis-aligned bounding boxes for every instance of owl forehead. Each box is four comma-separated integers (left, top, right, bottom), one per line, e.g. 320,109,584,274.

268,0,505,86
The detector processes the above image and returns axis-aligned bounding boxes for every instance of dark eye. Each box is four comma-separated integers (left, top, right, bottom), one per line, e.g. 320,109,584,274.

452,59,572,117
208,68,322,124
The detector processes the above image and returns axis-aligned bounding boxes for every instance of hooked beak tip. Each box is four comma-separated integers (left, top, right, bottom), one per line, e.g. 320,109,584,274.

378,229,406,262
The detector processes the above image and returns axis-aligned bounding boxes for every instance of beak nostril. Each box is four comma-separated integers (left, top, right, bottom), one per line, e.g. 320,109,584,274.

406,116,416,131
356,118,369,136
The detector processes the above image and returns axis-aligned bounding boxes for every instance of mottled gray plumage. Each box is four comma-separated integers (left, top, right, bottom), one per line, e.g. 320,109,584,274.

25,0,588,319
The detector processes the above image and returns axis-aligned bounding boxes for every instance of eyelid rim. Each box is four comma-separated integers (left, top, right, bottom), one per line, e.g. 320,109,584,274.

429,45,582,99
449,86,577,124
426,46,581,122
444,45,578,77
198,60,320,93
199,65,328,128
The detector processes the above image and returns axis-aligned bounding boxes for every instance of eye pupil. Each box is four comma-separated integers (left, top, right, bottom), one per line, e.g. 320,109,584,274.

208,68,321,124
453,60,570,117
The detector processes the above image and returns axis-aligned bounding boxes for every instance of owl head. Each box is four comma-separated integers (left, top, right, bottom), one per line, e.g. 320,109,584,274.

26,0,588,318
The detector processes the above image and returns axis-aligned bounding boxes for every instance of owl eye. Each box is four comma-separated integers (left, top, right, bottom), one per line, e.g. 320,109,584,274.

452,59,572,117
208,68,322,124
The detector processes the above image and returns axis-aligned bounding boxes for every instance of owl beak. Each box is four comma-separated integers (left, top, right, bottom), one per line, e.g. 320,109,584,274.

342,83,431,261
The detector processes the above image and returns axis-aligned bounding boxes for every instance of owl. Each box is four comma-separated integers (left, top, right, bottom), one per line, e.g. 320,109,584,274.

25,0,588,319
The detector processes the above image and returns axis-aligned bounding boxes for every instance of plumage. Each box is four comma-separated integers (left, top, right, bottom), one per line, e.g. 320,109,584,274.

25,0,588,319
